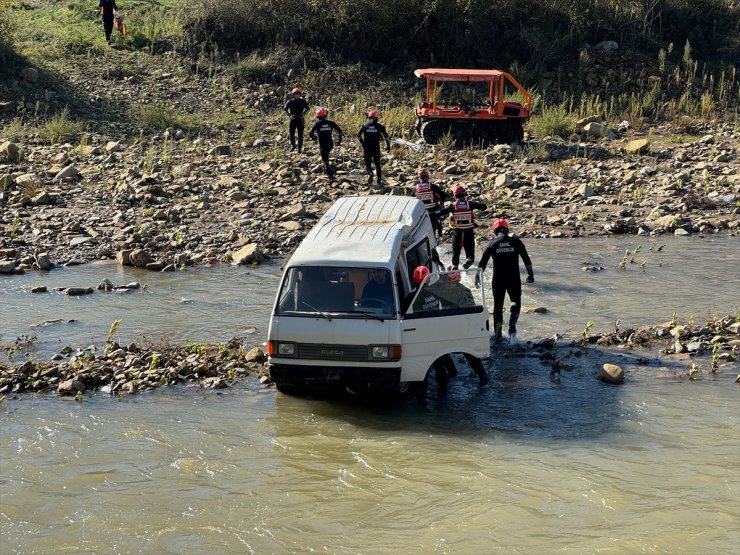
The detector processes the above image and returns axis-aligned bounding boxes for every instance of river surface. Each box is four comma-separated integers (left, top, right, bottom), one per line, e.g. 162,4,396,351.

1,236,739,553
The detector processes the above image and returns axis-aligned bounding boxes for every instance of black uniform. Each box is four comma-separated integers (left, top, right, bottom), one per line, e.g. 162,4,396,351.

436,199,487,268
409,181,448,237
478,232,534,338
357,120,390,185
99,0,118,43
284,97,310,151
309,118,343,181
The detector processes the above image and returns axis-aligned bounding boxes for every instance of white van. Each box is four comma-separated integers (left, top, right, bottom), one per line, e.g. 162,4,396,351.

267,195,489,398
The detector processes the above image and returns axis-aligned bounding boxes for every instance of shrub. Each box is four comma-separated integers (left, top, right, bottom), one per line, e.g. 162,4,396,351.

527,103,577,139
37,108,82,144
134,103,183,131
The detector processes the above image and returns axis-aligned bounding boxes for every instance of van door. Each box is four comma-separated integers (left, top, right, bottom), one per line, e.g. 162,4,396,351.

399,268,489,382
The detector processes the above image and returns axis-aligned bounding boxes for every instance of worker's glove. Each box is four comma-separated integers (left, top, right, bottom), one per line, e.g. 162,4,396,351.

526,275,534,284
474,273,481,288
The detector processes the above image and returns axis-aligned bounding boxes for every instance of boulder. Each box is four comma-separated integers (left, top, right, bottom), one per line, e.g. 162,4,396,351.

97,278,114,291
245,347,265,362
32,191,52,205
20,67,39,83
0,141,20,162
58,378,85,395
576,115,602,126
54,165,80,181
129,249,151,268
35,252,51,270
232,243,263,265
65,287,94,296
625,139,650,154
598,363,624,384
494,173,516,189
0,260,16,274
0,173,13,187
576,183,595,197
594,41,619,51
584,122,617,139
15,173,39,186
31,286,47,293
443,164,462,175
208,144,231,156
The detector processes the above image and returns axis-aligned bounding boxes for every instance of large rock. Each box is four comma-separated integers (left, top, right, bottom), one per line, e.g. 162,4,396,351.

594,40,619,51
625,139,650,154
494,173,516,189
245,347,265,362
0,260,16,274
15,173,39,186
129,249,151,268
232,243,263,265
576,115,602,126
54,165,80,181
65,287,94,296
584,122,616,139
0,173,13,187
105,141,122,152
32,191,52,205
58,378,85,395
97,278,114,291
598,363,624,384
20,67,39,83
576,183,595,197
0,141,20,162
35,252,51,270
208,144,231,156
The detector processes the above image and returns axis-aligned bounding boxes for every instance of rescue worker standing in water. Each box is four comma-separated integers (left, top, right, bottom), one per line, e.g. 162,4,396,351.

284,87,310,152
476,218,534,342
308,107,343,183
412,168,448,239
435,185,487,270
357,111,391,186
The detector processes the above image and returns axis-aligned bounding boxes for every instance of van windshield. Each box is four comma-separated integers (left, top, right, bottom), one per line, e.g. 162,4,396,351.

276,266,396,318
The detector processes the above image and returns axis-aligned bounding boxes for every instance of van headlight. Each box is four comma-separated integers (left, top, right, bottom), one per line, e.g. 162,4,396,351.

369,345,401,361
268,341,296,357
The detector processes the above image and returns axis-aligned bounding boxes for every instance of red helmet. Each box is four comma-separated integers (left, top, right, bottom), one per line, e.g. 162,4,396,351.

315,107,327,117
413,265,430,285
493,218,509,232
453,185,466,197
291,87,302,95
368,110,379,119
417,167,429,178
446,265,461,282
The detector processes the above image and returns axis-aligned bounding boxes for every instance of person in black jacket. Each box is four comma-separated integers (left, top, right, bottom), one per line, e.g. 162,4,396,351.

284,87,310,152
435,185,487,270
99,0,118,44
308,107,343,183
357,111,390,186
476,218,534,341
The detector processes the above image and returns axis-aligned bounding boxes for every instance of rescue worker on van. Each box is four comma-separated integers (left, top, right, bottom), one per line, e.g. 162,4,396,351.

357,111,391,186
284,87,310,152
309,107,343,183
435,185,487,270
412,168,447,239
476,218,534,342
411,266,489,387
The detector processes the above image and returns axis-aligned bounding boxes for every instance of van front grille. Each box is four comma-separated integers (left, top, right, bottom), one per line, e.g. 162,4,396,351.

297,343,369,362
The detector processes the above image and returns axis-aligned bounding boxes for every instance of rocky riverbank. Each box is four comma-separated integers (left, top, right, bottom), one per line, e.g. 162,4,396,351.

1,314,737,400
1,115,738,276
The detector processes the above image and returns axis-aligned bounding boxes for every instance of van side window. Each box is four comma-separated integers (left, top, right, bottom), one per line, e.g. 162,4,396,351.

405,238,432,284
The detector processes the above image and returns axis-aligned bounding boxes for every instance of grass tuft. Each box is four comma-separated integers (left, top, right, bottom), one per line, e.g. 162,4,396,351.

37,108,82,144
528,103,577,138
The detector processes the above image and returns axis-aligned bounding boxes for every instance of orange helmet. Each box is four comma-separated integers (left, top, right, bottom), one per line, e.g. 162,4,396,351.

368,110,379,119
291,87,302,95
315,107,328,117
413,265,430,285
453,185,466,197
493,218,509,233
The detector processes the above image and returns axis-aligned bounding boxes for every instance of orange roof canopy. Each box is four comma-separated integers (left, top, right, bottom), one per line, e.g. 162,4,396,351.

414,68,505,82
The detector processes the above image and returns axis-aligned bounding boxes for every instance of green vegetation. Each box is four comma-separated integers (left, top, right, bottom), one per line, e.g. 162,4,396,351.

528,103,576,138
37,107,82,144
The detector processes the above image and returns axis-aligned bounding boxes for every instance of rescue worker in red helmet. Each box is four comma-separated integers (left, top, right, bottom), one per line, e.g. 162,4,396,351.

309,107,343,183
284,87,310,152
476,218,534,342
435,184,487,270
357,110,391,187
411,168,448,239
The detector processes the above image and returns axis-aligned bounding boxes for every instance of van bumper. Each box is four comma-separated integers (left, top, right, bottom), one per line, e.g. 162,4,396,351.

269,363,401,395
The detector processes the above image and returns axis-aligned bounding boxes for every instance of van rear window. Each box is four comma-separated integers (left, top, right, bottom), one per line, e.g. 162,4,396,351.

276,266,395,318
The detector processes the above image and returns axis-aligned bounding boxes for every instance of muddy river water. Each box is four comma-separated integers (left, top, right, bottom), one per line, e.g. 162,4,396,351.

1,236,739,553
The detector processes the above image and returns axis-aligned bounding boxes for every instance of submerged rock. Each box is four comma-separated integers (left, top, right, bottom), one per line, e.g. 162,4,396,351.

598,363,624,384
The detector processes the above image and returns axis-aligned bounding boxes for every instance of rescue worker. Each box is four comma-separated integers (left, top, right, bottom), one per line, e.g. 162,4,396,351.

411,266,489,388
476,218,534,342
284,87,310,152
308,107,343,183
412,168,447,238
356,111,390,186
435,185,487,270
99,0,118,45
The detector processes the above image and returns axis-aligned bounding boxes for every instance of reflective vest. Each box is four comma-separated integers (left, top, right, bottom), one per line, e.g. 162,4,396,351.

415,181,438,209
450,199,474,229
